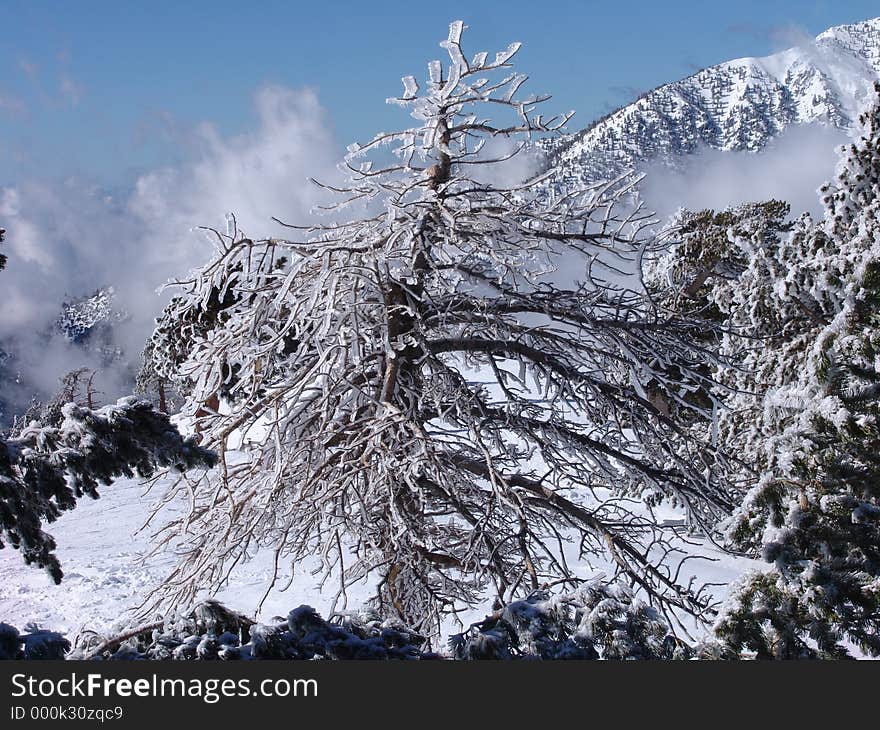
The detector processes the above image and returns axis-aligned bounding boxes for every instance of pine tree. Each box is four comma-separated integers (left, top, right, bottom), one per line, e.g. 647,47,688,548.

13,367,101,433
717,84,880,658
644,201,818,498
145,21,729,633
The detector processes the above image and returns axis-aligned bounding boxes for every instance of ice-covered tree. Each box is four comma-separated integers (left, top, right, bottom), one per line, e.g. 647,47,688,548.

146,21,731,634
643,201,820,492
716,85,880,658
138,255,248,404
12,367,103,434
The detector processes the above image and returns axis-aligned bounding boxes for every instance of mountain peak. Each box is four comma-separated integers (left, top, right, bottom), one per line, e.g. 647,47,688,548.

542,17,880,194
816,16,880,44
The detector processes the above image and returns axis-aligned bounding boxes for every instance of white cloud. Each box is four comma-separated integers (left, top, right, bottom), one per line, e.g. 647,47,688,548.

769,24,815,52
0,85,341,412
0,84,857,417
639,123,849,223
130,85,337,241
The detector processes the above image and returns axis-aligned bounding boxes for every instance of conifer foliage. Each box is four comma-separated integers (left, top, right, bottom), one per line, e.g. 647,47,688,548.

145,22,728,633
644,200,813,489
0,398,216,583
449,580,690,660
2,584,685,661
715,84,880,658
0,622,69,660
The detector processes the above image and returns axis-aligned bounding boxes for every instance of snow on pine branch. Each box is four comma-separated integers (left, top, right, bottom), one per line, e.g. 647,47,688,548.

0,397,216,583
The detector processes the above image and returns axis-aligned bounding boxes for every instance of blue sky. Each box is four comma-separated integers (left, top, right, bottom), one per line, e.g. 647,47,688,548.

0,0,878,187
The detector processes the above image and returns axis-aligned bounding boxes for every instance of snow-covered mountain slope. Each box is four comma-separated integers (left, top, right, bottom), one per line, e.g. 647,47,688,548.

54,285,128,366
541,17,880,193
56,286,126,344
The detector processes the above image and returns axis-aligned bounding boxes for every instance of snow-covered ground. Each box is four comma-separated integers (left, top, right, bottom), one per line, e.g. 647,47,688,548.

0,472,377,640
0,466,756,646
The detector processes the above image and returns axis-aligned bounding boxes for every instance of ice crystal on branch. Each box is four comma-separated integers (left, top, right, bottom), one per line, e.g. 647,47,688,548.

146,21,731,634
